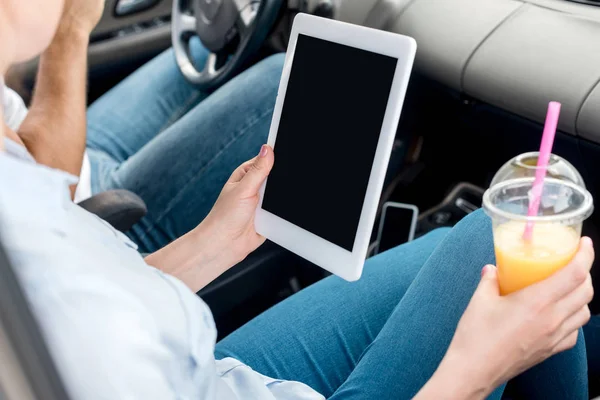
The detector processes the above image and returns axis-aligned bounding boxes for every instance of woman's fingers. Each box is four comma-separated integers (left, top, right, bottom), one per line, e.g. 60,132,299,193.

521,238,594,305
553,330,580,354
239,145,274,196
228,158,258,183
556,274,594,319
556,306,591,346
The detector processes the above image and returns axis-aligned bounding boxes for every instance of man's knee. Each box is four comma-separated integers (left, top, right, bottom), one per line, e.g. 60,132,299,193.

258,53,286,75
249,53,285,90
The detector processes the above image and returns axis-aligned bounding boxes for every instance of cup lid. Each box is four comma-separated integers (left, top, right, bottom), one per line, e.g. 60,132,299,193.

483,177,594,224
490,152,585,189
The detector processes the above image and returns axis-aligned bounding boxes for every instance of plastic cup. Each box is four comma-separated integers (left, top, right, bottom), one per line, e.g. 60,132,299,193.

483,175,593,295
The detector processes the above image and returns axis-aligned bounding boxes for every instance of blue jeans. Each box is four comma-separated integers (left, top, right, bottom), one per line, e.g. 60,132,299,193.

86,40,282,253
216,210,593,399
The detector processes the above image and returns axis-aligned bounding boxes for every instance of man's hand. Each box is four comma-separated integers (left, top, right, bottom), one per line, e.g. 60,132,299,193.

146,145,274,292
60,0,106,35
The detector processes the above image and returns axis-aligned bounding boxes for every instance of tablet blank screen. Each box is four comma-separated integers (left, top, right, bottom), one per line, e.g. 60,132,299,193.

262,34,398,252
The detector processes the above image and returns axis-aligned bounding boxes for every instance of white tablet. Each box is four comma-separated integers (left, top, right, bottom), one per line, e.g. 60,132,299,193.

255,14,417,281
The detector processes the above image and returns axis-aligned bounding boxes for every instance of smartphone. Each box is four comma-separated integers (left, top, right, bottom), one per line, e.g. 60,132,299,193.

375,202,419,255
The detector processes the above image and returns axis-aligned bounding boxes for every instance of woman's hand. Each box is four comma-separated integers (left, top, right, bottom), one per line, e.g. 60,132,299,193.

417,237,595,399
146,145,274,292
201,144,274,261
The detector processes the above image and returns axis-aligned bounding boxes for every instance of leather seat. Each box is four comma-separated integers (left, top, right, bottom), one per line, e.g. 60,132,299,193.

77,189,147,232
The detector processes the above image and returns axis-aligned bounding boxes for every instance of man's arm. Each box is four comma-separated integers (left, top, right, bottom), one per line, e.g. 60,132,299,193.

18,24,88,179
16,0,104,196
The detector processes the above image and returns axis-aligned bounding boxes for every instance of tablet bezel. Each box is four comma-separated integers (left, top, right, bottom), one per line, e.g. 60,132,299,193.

255,13,417,281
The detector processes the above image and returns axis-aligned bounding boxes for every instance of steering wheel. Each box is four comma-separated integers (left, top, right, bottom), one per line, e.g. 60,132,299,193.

172,0,284,90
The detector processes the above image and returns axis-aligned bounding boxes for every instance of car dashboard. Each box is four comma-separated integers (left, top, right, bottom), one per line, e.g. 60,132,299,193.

336,0,600,142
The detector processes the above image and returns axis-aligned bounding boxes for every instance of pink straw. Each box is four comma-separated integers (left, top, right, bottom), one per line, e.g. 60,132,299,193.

523,102,561,241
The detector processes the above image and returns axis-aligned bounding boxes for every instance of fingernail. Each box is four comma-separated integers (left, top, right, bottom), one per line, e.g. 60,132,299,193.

582,237,593,248
481,265,490,277
259,145,268,158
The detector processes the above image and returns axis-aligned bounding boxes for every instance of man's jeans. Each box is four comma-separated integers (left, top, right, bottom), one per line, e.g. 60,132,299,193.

86,40,283,253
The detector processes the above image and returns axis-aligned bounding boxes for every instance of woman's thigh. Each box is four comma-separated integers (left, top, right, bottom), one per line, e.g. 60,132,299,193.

215,227,451,398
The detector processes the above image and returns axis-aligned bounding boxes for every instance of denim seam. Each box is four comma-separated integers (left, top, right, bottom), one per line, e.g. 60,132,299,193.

87,126,133,164
158,90,204,134
138,105,275,240
88,91,202,164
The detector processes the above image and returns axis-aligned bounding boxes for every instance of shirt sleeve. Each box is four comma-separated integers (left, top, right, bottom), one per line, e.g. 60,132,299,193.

3,85,28,130
34,281,189,400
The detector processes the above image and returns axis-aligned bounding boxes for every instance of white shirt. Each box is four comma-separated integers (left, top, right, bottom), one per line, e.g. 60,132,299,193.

2,85,92,202
0,149,323,400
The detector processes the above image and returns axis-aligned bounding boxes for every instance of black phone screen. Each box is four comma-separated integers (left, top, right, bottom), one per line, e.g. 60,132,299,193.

377,204,417,254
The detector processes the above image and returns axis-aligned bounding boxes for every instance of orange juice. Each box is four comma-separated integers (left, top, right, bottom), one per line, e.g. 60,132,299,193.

494,221,579,295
